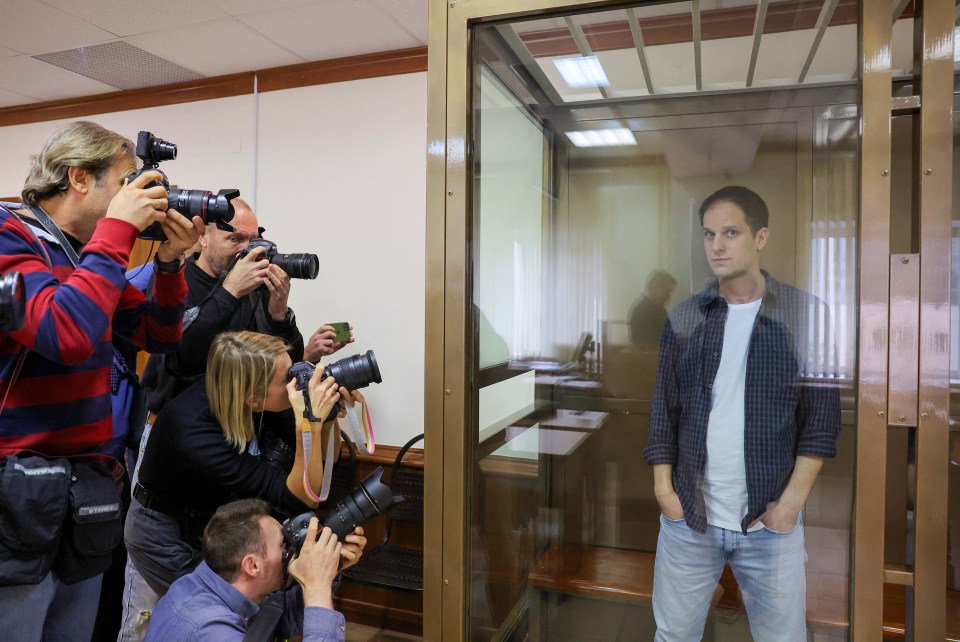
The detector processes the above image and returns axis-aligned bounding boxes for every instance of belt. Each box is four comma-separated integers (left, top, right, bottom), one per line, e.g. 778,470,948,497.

132,482,181,516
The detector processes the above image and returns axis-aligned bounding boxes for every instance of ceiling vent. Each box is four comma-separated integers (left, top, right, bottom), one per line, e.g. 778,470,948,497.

34,41,205,91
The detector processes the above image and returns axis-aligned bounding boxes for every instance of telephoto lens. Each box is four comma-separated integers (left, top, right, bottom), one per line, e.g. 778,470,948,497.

0,271,25,333
324,350,381,391
281,467,403,553
271,252,319,280
287,351,381,422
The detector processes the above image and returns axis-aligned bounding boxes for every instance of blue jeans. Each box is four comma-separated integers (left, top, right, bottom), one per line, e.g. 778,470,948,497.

0,571,103,641
652,514,807,642
118,557,160,642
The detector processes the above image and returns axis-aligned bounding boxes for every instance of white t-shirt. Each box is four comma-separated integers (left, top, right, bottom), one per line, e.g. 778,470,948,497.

702,297,763,532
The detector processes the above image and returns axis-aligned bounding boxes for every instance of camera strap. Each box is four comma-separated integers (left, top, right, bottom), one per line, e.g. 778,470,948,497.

242,590,285,642
300,419,337,503
27,206,80,268
341,401,375,456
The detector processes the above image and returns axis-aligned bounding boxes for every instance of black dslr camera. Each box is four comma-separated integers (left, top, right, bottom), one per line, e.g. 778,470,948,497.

289,350,382,422
238,238,319,280
282,467,402,552
128,131,240,241
0,271,25,332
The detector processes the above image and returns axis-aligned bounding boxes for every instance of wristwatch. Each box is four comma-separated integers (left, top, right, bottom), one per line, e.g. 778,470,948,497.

154,253,185,274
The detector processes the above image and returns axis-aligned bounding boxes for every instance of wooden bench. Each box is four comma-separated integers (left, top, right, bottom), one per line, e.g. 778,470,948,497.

529,543,960,640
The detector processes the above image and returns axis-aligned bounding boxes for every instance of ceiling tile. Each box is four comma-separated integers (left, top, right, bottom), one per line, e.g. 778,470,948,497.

238,0,421,61
0,1,115,54
370,0,428,43
35,42,205,90
127,19,304,77
0,86,38,108
0,56,119,101
40,0,228,38
205,0,320,17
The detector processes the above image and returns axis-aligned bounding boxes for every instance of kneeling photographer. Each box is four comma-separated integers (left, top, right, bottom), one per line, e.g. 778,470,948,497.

121,331,366,641
145,499,351,642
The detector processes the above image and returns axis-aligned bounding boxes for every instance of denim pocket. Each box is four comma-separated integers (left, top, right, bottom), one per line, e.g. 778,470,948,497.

660,514,686,525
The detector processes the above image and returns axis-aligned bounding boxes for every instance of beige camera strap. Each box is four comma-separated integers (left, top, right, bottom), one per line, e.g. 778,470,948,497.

300,418,337,503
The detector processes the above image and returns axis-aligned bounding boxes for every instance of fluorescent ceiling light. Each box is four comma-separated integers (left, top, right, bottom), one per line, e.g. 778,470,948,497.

565,128,637,147
553,56,610,88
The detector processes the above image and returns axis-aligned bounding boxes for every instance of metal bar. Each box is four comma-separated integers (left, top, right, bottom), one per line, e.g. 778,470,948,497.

853,0,894,634
439,1,472,638
892,95,921,112
892,0,912,22
888,254,920,426
912,0,954,635
693,0,702,92
563,16,612,99
495,24,567,107
798,0,840,84
625,7,655,95
884,564,916,586
746,0,769,87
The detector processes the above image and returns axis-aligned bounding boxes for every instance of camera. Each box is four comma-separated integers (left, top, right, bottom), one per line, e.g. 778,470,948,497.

238,239,319,280
0,271,25,333
128,131,240,241
281,467,402,553
289,350,382,422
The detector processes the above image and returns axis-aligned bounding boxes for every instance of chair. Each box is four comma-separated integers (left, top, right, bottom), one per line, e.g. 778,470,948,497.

342,433,424,592
317,430,357,510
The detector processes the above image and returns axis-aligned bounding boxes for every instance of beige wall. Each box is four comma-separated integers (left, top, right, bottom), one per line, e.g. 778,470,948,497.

0,72,428,447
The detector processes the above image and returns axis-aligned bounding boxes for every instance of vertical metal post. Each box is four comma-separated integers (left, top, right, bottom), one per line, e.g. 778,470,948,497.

912,0,953,637
854,0,893,635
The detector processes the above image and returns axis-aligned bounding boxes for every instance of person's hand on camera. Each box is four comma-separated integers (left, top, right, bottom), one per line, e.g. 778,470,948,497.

155,212,205,263
334,388,365,419
287,518,341,609
222,245,270,298
264,264,292,321
340,526,366,571
286,378,307,419
305,363,339,423
106,170,169,232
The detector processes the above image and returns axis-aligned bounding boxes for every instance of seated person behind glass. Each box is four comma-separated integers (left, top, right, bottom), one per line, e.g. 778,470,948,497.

145,498,350,641
126,331,365,599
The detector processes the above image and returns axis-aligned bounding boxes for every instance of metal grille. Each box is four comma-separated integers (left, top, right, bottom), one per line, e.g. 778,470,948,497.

34,42,204,91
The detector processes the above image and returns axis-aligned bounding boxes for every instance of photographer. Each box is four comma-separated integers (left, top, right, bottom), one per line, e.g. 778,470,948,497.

146,499,351,641
0,121,203,640
143,199,301,410
121,331,365,640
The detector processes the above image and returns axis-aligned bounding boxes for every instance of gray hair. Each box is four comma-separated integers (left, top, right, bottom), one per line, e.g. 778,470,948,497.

21,121,135,205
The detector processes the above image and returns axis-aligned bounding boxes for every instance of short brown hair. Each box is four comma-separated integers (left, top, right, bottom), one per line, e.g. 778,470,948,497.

21,121,135,205
698,185,769,235
202,498,272,583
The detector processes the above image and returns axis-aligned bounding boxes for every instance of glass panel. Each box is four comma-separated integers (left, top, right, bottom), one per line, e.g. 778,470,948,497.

468,2,859,640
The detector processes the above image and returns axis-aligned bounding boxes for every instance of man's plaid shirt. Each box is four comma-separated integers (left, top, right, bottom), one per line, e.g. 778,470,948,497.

643,272,841,534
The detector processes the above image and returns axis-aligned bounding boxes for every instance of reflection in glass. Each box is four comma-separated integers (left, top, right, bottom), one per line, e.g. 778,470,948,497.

469,2,858,640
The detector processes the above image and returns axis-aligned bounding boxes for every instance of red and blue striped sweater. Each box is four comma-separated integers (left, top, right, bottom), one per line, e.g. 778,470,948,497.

0,204,187,460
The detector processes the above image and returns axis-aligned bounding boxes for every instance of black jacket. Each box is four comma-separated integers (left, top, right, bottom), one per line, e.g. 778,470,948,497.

143,257,304,412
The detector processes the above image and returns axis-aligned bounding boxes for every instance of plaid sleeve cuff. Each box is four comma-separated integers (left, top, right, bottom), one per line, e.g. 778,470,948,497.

643,443,677,466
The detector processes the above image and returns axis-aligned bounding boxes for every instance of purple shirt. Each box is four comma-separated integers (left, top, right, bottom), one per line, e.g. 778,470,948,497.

145,561,345,641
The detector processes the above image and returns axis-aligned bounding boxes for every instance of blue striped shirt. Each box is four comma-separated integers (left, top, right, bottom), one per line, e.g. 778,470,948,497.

643,272,841,533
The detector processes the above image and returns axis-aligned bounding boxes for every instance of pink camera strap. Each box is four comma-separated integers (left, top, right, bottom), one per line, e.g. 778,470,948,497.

300,399,376,503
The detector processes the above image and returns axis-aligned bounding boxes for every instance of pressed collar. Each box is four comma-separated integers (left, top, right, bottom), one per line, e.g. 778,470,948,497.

696,270,782,311
193,560,260,625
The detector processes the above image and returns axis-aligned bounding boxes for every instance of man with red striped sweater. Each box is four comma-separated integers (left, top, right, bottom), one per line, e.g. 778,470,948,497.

0,121,203,641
